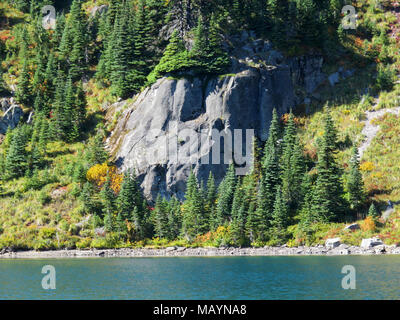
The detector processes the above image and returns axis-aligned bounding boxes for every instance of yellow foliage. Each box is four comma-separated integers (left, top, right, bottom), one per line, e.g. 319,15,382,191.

361,216,376,232
86,163,123,193
360,161,375,172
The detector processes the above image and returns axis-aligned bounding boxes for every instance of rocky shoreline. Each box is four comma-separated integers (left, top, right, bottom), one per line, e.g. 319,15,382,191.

1,243,400,259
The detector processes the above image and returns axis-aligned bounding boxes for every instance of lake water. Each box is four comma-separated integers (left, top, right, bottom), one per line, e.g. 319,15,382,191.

0,256,399,299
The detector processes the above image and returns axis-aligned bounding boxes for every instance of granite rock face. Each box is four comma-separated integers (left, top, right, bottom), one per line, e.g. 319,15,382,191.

106,40,326,201
0,98,23,135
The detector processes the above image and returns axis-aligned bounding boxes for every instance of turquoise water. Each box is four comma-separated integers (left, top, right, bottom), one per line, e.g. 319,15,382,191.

0,256,399,299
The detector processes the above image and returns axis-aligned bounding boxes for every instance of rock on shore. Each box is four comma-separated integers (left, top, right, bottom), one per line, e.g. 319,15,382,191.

1,244,400,259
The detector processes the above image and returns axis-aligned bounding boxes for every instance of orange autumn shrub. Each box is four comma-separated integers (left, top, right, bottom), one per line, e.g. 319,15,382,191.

86,163,123,193
361,216,376,232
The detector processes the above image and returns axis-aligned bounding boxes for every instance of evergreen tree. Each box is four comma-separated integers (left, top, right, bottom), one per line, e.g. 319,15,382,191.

298,172,315,241
230,179,247,245
43,52,57,113
281,112,306,212
128,0,151,92
117,170,142,221
168,196,182,240
147,30,190,84
215,164,236,227
205,171,217,223
347,146,365,211
271,185,289,241
86,127,108,166
110,6,133,97
311,113,347,222
16,60,31,105
5,126,28,179
368,203,379,221
81,181,97,214
182,171,206,239
153,195,170,239
100,176,116,218
38,117,49,154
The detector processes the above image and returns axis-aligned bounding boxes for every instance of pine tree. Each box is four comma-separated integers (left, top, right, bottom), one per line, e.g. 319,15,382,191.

215,164,236,227
205,171,217,222
81,181,97,214
271,185,289,241
73,161,87,184
69,2,88,80
110,7,133,97
168,196,182,240
5,126,28,179
128,0,152,92
204,14,230,73
182,171,206,239
86,127,108,166
16,60,31,105
230,179,247,245
147,30,190,84
347,146,365,211
38,117,49,154
116,212,127,234
100,176,116,218
52,68,66,139
43,52,57,113
368,203,379,221
298,172,315,242
117,170,142,221
153,194,170,239
62,75,76,141
311,113,347,222
281,112,306,212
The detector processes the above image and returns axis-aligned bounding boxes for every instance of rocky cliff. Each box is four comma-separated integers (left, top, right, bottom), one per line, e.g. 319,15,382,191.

106,38,326,201
0,98,24,135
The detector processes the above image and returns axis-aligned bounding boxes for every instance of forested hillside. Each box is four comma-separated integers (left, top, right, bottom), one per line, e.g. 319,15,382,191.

0,0,399,250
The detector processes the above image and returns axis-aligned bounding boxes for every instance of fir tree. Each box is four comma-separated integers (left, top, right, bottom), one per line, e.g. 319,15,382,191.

128,0,152,92
271,185,289,241
311,113,347,222
86,127,108,166
16,60,31,105
347,146,365,211
110,7,133,98
117,170,142,221
168,196,182,240
281,112,306,212
153,194,170,239
5,126,28,179
215,164,236,227
231,179,247,245
182,171,206,239
81,181,97,214
100,176,116,218
205,171,217,222
368,203,379,221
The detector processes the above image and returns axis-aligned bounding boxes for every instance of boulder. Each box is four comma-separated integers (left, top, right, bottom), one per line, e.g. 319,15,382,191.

344,223,360,231
325,238,341,249
360,237,384,249
330,248,349,255
374,245,386,254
